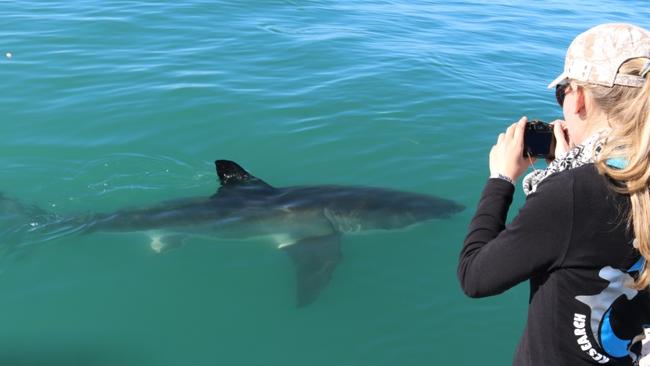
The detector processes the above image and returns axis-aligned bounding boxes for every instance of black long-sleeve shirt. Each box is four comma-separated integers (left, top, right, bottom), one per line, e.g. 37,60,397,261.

458,164,650,365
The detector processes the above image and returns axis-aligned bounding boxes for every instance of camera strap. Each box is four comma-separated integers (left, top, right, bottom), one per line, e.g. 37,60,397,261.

527,154,538,173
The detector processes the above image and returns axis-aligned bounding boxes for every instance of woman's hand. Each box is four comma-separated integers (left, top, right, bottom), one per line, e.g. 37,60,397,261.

551,119,570,159
489,116,530,182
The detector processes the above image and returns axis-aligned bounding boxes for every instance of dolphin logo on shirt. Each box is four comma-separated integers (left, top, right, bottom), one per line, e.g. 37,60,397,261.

575,258,644,359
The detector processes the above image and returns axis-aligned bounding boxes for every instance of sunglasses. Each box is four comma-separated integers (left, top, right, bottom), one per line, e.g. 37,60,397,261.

555,82,570,107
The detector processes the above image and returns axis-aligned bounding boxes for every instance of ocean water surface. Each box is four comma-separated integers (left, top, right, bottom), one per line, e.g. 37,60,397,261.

1,1,650,365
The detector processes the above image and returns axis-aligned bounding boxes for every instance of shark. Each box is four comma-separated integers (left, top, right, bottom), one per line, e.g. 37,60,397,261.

2,160,464,306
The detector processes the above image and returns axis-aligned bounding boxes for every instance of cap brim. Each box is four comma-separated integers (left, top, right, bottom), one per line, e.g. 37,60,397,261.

547,72,568,89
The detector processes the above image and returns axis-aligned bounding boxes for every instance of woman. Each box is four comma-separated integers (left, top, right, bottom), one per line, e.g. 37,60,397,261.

458,23,650,365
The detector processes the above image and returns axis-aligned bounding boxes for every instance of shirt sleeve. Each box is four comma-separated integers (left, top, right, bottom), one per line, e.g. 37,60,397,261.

457,175,574,298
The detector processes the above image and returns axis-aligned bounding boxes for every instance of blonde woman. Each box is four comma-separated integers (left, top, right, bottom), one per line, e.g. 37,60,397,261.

458,23,650,365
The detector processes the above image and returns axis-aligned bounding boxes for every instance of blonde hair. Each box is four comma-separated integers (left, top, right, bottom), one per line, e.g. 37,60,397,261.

580,58,650,289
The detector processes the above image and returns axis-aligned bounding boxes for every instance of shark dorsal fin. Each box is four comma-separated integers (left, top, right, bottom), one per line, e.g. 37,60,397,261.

214,160,273,189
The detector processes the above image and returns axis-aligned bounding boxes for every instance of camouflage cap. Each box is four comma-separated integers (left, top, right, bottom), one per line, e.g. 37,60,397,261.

548,23,650,89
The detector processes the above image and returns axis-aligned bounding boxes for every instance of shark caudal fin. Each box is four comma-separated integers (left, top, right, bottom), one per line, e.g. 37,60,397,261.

281,234,342,307
0,192,64,247
0,193,49,220
0,193,26,215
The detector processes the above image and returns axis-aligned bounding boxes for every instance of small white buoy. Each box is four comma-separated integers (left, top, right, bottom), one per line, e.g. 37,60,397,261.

5,52,12,59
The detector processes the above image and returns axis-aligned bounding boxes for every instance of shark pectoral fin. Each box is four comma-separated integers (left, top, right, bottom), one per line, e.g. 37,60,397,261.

149,234,188,254
282,234,342,307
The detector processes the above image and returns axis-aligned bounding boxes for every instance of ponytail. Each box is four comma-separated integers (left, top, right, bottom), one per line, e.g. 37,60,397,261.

594,58,650,289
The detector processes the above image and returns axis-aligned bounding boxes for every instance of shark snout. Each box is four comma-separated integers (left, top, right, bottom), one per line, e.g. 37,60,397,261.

440,202,465,218
414,197,465,219
450,201,465,214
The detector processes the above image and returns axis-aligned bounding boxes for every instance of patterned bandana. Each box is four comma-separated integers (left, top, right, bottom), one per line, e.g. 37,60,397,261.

522,130,608,195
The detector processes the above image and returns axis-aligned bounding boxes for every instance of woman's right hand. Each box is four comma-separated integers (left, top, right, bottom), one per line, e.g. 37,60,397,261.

489,116,529,182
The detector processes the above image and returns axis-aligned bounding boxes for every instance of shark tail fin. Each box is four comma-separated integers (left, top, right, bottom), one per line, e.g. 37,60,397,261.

0,193,48,219
0,193,93,242
282,234,342,307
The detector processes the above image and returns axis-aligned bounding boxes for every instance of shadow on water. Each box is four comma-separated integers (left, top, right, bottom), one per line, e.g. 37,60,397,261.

0,338,146,366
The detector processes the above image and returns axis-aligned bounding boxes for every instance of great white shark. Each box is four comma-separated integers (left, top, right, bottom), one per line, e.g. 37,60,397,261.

2,160,464,306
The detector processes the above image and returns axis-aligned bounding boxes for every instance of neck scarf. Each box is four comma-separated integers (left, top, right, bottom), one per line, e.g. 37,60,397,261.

522,130,608,195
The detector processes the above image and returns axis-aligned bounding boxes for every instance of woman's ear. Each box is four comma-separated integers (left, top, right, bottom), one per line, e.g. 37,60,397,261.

574,85,588,119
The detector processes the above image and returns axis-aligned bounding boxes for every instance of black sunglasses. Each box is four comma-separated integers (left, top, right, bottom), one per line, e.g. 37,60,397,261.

555,82,570,107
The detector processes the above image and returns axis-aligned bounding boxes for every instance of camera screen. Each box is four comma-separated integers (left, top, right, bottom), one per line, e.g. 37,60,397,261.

523,123,555,158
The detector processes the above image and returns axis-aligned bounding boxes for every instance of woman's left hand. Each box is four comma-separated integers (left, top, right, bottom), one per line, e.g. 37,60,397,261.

489,116,530,182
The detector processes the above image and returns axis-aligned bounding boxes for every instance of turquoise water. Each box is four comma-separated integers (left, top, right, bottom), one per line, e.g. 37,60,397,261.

1,1,650,365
